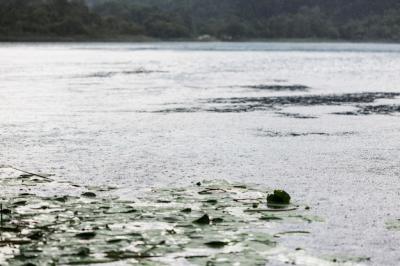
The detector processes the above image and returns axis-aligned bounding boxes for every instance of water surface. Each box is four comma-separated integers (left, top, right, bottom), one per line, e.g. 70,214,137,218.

1,42,400,265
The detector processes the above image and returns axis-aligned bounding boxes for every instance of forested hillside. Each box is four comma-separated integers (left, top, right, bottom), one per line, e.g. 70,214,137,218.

1,0,400,41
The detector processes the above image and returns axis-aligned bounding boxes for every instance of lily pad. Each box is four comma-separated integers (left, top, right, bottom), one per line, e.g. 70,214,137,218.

81,192,96,198
75,231,96,240
204,241,229,248
193,214,211,225
0,168,325,266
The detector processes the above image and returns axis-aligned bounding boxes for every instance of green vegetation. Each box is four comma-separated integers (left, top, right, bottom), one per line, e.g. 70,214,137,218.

1,0,400,41
0,166,326,265
267,190,291,206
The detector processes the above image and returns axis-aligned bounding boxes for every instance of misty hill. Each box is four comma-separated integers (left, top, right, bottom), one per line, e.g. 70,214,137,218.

1,0,400,41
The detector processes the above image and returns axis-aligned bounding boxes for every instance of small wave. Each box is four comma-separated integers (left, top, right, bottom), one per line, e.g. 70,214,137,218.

334,104,400,116
78,68,167,78
255,129,356,138
242,84,309,91
151,92,400,114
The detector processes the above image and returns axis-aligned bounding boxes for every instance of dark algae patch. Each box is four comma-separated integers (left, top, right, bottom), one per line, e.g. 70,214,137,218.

0,166,341,265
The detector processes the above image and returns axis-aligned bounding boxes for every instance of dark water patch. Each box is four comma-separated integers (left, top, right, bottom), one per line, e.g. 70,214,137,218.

243,84,309,92
153,92,400,114
208,92,400,107
121,69,166,75
334,105,400,116
154,105,265,113
79,68,166,78
255,129,355,138
85,71,115,78
153,107,202,113
276,112,317,119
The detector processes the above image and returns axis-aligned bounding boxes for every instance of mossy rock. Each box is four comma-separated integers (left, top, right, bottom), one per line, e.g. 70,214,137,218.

267,190,291,205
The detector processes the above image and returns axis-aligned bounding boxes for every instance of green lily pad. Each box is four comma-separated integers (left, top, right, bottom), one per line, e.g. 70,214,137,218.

260,215,283,221
204,241,229,248
193,214,211,225
75,232,96,240
0,167,326,266
81,192,96,198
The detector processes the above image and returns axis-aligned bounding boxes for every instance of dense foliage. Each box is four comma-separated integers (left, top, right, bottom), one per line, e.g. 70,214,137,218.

0,0,95,38
1,0,400,40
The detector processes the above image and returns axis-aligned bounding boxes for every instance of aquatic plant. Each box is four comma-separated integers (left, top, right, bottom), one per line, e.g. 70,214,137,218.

0,166,332,265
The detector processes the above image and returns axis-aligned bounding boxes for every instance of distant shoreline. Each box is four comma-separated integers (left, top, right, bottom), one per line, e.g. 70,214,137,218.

0,35,399,44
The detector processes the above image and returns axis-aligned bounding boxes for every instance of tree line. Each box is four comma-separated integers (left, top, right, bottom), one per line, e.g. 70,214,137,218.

1,0,400,41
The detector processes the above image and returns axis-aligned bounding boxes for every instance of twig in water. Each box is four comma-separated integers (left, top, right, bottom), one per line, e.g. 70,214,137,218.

9,166,53,181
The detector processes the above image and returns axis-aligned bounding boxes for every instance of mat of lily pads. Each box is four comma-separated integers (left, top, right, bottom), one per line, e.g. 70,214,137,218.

0,166,357,266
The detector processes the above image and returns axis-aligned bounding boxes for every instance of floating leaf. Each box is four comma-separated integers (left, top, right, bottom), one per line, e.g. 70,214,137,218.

13,200,27,206
274,231,310,237
0,169,326,266
260,215,283,221
0,208,12,214
26,231,43,240
81,192,96,198
204,241,229,248
193,214,211,225
181,208,192,213
386,219,400,231
76,247,90,257
211,218,224,224
75,231,96,240
204,199,218,205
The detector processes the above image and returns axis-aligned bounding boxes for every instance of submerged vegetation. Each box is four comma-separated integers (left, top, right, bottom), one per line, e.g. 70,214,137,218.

2,0,400,41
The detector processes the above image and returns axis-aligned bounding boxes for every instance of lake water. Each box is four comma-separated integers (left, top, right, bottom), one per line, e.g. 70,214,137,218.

1,42,400,265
